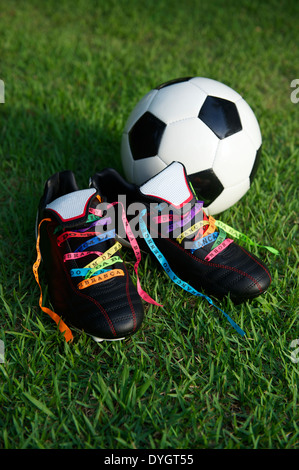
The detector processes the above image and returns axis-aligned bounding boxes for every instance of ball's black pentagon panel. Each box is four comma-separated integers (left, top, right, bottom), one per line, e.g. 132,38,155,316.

156,77,192,90
129,112,166,160
198,96,242,140
249,145,262,184
188,169,224,206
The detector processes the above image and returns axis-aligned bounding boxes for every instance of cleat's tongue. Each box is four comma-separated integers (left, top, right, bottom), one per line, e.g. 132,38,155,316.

139,161,197,213
139,161,211,242
45,188,98,228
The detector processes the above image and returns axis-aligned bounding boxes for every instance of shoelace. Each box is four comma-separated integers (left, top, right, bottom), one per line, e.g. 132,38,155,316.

33,218,74,342
139,202,278,337
152,201,234,260
151,200,279,256
33,199,161,342
57,207,125,290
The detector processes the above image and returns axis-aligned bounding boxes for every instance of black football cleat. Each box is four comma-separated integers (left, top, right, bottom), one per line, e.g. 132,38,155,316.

33,170,144,342
90,162,272,306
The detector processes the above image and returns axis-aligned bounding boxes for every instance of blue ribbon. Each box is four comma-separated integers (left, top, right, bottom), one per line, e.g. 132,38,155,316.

189,232,218,253
139,209,245,337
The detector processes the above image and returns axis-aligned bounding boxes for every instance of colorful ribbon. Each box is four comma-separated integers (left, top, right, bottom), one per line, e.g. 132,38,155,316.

139,209,246,337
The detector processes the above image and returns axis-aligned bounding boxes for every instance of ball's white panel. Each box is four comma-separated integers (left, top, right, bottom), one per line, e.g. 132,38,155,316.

121,133,134,182
133,156,166,185
236,98,262,149
159,117,219,174
214,131,256,187
123,89,158,132
190,77,242,103
206,178,250,215
148,82,207,124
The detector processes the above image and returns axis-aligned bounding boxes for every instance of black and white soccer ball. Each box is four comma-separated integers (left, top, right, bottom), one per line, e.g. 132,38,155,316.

121,77,262,215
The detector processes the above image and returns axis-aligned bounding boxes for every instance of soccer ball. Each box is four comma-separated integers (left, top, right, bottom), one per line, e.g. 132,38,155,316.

121,77,262,215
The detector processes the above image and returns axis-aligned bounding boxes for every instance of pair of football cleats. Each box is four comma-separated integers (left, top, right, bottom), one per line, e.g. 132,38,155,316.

34,162,273,342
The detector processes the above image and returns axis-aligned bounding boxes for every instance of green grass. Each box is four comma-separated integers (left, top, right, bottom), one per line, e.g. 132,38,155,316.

0,0,298,450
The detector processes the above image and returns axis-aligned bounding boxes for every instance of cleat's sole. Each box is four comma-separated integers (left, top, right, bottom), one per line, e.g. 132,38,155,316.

91,335,125,343
71,326,126,343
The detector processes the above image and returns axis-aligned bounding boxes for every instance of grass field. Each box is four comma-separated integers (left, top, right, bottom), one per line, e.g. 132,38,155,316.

0,0,298,451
